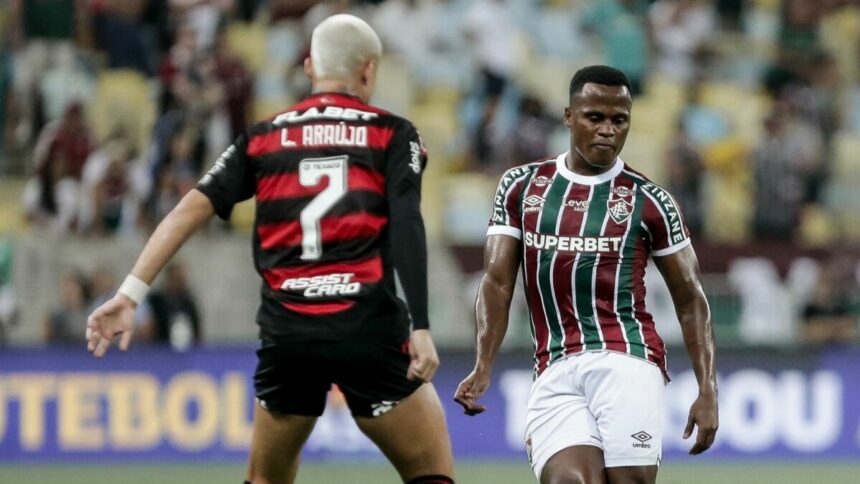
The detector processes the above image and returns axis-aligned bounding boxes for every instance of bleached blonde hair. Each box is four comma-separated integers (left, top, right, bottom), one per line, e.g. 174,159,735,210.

310,14,382,81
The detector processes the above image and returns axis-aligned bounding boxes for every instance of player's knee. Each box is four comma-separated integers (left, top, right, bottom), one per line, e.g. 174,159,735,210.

606,466,656,484
406,475,454,484
542,467,600,484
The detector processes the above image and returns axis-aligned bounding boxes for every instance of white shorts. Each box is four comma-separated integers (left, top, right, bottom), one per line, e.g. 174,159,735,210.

524,351,665,480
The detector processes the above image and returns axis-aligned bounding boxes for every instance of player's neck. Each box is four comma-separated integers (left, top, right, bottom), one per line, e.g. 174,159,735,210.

567,150,616,177
312,80,366,102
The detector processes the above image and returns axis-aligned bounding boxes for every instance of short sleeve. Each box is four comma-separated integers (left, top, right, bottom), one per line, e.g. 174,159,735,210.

385,120,426,199
196,134,256,220
640,183,691,257
487,165,532,240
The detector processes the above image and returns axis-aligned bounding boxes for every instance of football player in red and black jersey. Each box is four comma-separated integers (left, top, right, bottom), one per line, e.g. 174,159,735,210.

86,14,455,484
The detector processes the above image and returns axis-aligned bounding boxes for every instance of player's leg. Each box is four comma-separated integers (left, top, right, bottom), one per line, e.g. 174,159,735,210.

581,352,664,484
604,465,658,484
539,446,606,484
246,340,331,483
526,356,606,484
354,383,455,482
335,339,453,482
245,404,317,484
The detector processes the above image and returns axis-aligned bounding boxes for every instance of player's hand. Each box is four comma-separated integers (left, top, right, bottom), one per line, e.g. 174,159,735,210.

407,329,439,383
86,294,137,358
683,391,719,455
453,367,490,416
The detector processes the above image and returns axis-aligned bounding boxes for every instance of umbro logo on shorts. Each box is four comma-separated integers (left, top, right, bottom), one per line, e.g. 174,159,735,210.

631,431,652,448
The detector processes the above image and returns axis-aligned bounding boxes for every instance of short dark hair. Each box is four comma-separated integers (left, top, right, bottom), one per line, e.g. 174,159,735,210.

569,65,631,99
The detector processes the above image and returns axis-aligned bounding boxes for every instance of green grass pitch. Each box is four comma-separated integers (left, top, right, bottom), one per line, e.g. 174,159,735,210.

2,462,859,483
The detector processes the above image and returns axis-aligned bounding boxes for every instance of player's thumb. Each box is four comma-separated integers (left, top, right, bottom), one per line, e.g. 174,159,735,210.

683,413,695,439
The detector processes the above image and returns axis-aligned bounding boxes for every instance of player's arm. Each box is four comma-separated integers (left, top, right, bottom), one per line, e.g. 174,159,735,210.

454,234,520,415
87,135,254,357
654,245,719,455
385,121,437,383
86,190,215,357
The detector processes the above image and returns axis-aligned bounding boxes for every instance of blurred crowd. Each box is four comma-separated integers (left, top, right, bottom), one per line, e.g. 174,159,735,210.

0,0,858,242
0,0,858,345
41,262,201,349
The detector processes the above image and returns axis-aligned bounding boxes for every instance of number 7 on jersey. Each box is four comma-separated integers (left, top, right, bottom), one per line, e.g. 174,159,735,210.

298,155,349,260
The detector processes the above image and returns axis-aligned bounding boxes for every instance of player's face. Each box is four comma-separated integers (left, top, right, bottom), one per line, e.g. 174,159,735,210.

565,83,632,170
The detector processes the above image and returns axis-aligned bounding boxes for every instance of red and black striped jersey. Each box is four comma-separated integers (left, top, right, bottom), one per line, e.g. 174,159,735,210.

196,92,429,341
488,153,692,377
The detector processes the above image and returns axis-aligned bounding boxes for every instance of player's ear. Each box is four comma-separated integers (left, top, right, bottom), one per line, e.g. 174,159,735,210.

564,107,573,127
304,57,314,79
361,59,377,87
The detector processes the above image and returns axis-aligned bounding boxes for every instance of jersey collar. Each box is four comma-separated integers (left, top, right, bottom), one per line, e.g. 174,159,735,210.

555,151,624,185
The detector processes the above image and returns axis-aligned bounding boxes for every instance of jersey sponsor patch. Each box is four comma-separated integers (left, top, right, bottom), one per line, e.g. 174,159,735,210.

281,273,362,297
409,141,422,174
524,231,624,253
273,105,380,125
641,182,685,244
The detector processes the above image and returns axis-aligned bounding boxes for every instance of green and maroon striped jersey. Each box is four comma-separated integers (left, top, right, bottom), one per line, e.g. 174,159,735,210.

487,153,691,376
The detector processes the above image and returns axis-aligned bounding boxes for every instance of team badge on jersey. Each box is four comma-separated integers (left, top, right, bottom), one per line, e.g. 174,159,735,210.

607,195,634,224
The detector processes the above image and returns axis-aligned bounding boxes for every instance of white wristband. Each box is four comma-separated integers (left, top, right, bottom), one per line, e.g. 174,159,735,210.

118,275,150,305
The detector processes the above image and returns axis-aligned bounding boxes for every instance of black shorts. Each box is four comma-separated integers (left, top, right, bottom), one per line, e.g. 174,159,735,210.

254,337,421,418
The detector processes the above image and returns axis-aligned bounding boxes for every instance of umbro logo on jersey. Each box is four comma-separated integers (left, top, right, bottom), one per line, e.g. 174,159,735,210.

524,195,545,206
631,431,652,448
523,195,545,213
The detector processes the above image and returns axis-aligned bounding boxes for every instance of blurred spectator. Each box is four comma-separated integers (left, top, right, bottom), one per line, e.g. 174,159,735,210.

715,0,744,31
169,0,234,51
269,0,319,23
679,80,731,146
38,45,96,123
91,0,154,76
147,121,201,224
801,257,858,345
583,0,649,95
751,99,824,240
43,271,89,344
86,266,117,313
157,21,198,114
212,28,254,139
373,0,466,88
782,52,842,203
0,239,17,345
32,102,94,180
8,0,88,145
464,0,516,167
666,120,705,235
0,34,14,168
648,0,716,83
22,139,80,233
499,95,555,167
80,133,150,235
143,262,201,351
778,0,821,60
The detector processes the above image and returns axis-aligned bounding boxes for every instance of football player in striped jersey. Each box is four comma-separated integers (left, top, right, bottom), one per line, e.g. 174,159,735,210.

87,14,454,484
455,66,718,484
